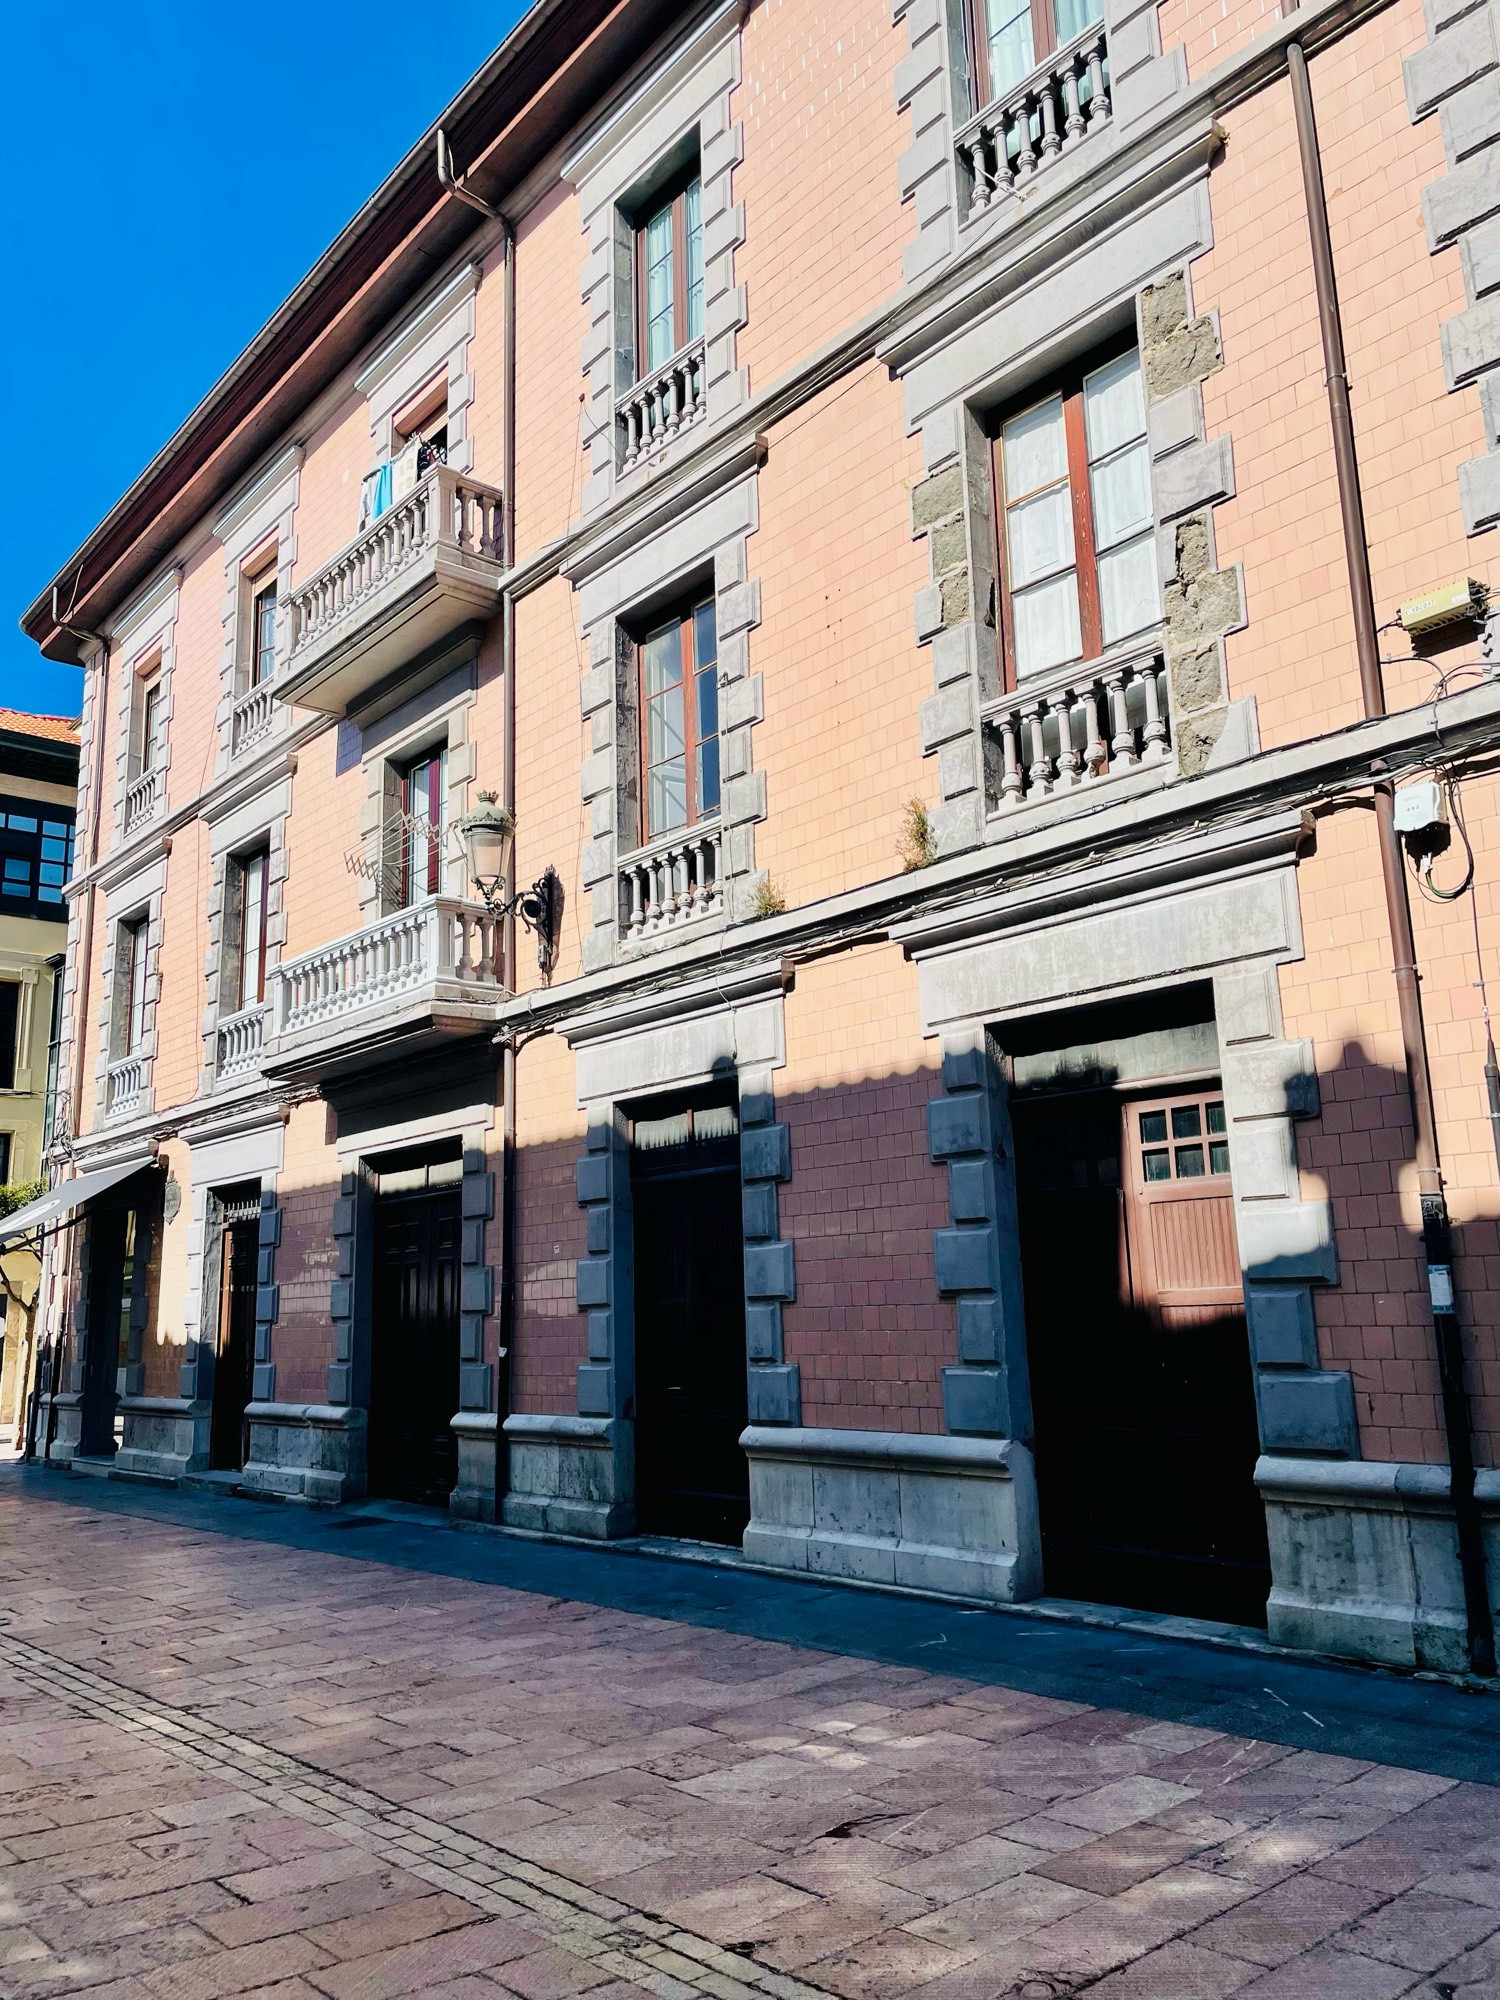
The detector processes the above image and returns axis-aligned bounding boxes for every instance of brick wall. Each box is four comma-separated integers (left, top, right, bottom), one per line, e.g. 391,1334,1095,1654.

511,186,590,568
1195,0,1484,748
750,364,933,909
513,576,589,995
735,0,909,390
778,945,952,1430
272,1100,339,1405
1156,0,1279,85
511,1026,588,1416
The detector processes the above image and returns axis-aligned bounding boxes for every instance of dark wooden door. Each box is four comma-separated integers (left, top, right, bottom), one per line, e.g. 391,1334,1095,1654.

1013,1087,1270,1626
79,1205,130,1458
368,1188,461,1506
633,1166,749,1544
210,1218,259,1471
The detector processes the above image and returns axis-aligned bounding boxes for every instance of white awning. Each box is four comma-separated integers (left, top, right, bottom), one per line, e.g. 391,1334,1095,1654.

0,1156,158,1247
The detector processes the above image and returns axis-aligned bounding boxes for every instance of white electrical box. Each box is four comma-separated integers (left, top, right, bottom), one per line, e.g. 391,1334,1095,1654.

1394,780,1448,836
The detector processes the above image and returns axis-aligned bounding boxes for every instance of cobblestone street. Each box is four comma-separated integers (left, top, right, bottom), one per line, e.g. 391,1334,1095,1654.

4,1475,1500,1999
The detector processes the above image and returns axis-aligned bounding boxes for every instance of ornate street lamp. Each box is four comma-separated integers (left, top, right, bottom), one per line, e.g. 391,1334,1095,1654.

455,792,560,974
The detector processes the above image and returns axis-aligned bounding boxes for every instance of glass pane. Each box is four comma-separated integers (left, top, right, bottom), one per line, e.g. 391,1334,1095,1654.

692,599,717,670
696,665,718,743
1097,534,1159,646
647,682,686,767
1054,0,1103,41
985,0,1036,97
1090,438,1153,550
1209,1140,1231,1175
1142,1148,1170,1182
649,759,688,834
698,735,721,817
1003,395,1067,500
1012,573,1082,678
1206,1101,1226,1134
645,204,675,370
1171,1105,1201,1138
1083,350,1145,462
1007,483,1075,588
1175,1144,1206,1177
685,179,704,342
644,623,683,697
1138,1109,1167,1143
7,815,36,833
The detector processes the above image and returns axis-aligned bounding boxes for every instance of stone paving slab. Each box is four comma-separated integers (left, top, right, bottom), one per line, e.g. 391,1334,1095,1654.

1,1479,1500,1996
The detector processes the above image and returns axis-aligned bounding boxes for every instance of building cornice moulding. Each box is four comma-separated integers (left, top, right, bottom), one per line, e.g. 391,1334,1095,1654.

489,678,1500,1040
561,0,744,187
560,956,790,1047
213,444,305,545
355,262,484,402
105,566,182,651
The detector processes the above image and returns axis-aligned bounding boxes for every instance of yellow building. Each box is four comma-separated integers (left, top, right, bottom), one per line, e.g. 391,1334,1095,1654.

0,710,79,1451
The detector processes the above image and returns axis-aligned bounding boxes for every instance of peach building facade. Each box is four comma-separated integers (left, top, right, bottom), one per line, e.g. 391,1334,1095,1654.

19,0,1500,1672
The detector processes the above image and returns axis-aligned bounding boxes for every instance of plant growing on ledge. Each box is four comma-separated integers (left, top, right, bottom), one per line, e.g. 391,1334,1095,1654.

750,876,787,919
899,798,936,872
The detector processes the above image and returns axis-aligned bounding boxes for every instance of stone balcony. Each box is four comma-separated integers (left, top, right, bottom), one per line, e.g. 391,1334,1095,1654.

277,468,505,719
262,897,509,1084
980,640,1170,814
955,23,1111,220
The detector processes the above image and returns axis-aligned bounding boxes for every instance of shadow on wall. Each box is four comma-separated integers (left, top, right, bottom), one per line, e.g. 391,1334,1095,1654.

1298,1036,1500,1467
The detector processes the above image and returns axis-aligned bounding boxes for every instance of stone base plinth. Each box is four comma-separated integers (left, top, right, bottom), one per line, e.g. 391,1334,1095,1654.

501,1413,634,1538
741,1425,1041,1603
1258,1455,1500,1673
450,1412,498,1523
241,1402,366,1504
114,1397,209,1481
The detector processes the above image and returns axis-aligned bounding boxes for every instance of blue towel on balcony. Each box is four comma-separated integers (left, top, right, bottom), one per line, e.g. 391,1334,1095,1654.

370,460,393,522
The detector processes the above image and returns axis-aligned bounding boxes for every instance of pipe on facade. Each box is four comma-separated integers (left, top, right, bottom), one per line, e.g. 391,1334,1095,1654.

31,590,110,1460
495,213,519,1518
1284,29,1496,1673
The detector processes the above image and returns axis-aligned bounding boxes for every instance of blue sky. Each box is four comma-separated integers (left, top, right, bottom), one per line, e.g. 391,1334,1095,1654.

0,1,527,719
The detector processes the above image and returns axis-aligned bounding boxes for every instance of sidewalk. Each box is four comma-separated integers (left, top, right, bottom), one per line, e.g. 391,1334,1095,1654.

2,1466,1499,1997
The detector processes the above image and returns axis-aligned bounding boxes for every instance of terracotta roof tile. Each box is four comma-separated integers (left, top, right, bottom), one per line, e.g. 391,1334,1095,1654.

0,710,81,744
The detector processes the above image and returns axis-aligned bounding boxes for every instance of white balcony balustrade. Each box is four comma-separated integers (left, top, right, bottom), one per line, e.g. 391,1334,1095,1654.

617,338,707,472
619,823,724,944
124,767,163,836
983,646,1168,812
278,467,506,717
215,1003,267,1083
104,1055,144,1120
230,681,276,760
956,26,1110,216
265,897,509,1080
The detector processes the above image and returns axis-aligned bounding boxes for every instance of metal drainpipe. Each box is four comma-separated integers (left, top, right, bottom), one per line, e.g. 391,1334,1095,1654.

1283,19,1496,1673
30,602,110,1461
495,214,518,1520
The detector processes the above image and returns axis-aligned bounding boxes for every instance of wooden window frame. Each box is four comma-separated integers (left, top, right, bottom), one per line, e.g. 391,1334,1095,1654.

399,748,446,906
637,595,720,846
633,162,702,381
134,660,164,779
121,916,149,1056
250,572,278,689
989,339,1148,692
965,0,1057,111
236,847,270,1011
